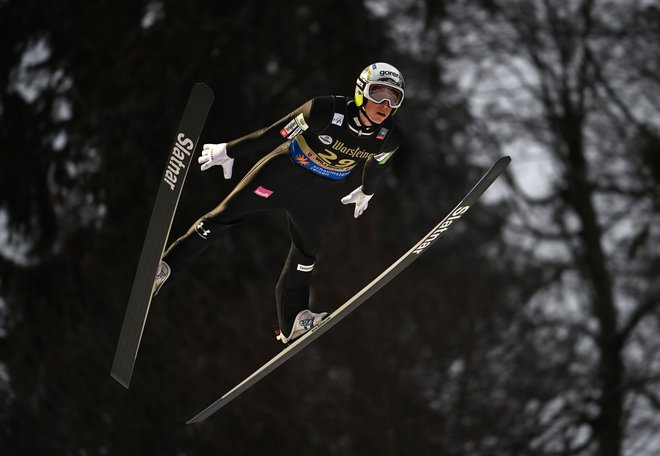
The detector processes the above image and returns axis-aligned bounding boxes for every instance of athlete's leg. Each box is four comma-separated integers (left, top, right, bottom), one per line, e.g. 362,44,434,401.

162,149,293,275
275,241,316,335
275,180,344,334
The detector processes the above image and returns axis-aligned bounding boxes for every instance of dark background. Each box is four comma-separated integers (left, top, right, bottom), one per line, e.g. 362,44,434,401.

1,1,660,455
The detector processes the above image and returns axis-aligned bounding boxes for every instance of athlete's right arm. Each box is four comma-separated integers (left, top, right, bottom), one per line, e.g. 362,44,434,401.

225,96,335,158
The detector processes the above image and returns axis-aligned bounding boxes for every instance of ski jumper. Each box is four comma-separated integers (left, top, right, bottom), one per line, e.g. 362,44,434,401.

162,95,403,334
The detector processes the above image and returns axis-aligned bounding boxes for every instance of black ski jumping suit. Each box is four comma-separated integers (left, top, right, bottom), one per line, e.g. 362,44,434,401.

162,95,403,334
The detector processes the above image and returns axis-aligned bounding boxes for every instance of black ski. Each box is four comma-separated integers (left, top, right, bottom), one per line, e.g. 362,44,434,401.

111,83,214,388
186,155,511,423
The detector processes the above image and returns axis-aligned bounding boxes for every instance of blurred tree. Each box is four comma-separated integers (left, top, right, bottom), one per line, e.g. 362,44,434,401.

404,0,660,455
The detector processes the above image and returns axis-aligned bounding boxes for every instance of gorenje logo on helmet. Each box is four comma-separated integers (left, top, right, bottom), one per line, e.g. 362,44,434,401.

379,70,400,79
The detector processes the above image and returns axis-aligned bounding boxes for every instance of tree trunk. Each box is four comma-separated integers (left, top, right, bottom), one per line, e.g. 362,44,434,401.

562,112,623,456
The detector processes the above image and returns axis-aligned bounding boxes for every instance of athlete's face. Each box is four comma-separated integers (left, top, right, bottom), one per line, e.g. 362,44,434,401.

363,99,393,124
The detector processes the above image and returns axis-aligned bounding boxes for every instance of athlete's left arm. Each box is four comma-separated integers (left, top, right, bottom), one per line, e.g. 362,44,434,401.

225,96,335,159
361,124,403,195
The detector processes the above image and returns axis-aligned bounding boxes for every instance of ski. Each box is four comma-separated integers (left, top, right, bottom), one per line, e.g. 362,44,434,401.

111,83,214,388
186,155,511,423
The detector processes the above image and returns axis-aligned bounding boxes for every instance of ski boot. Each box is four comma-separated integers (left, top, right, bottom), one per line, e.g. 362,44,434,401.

275,309,328,344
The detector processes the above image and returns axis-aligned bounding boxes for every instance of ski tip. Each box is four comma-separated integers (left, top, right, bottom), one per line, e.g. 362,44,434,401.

186,404,217,424
187,396,228,424
110,370,131,389
186,415,204,425
186,409,209,424
487,156,511,175
193,82,214,99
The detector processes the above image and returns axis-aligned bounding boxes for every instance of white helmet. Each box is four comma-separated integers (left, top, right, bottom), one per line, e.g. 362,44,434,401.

354,62,405,109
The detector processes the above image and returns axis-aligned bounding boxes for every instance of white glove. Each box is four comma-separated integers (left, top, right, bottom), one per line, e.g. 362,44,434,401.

198,143,234,178
341,186,374,218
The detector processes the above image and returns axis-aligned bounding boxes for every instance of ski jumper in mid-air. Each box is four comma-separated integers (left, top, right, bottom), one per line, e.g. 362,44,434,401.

152,62,405,343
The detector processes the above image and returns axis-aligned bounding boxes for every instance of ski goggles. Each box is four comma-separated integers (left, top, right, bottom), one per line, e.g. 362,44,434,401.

363,82,405,108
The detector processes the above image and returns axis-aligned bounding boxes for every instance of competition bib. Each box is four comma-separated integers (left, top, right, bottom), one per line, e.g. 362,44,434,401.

289,136,358,180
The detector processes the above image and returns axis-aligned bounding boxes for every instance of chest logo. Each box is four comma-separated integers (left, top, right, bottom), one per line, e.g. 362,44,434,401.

332,113,345,126
318,135,333,145
376,127,389,140
253,186,274,198
279,113,309,139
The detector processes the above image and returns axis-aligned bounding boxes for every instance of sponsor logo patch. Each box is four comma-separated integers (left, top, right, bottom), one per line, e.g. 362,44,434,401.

332,113,344,126
296,263,315,272
279,113,309,139
374,151,395,163
294,154,310,166
379,70,400,79
318,135,333,145
376,127,388,140
254,186,274,198
412,206,470,254
196,221,211,239
164,133,194,191
295,113,309,130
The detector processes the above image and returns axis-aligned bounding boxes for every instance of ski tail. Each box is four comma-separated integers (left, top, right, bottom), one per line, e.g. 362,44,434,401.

186,156,511,423
111,83,214,388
